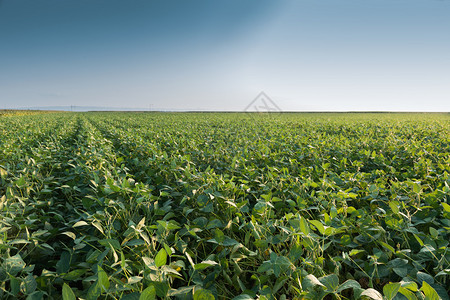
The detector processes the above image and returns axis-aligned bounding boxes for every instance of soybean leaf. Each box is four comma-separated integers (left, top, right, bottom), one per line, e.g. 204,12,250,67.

383,283,400,300
140,285,156,300
319,274,339,292
97,266,110,293
303,274,325,291
194,260,218,271
62,283,76,300
155,249,167,267
420,282,439,300
5,254,26,276
398,287,418,300
361,288,383,300
299,216,310,235
193,288,215,300
336,280,361,293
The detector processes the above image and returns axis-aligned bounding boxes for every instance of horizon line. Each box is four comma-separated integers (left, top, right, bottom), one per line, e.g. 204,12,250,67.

1,108,449,114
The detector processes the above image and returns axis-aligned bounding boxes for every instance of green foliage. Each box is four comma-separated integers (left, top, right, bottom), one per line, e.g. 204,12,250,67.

62,283,76,300
140,285,156,300
0,112,449,299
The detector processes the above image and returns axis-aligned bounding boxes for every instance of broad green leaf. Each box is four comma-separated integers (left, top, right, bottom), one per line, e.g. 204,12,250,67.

417,272,434,285
137,217,146,230
62,283,76,300
153,282,169,297
398,287,418,300
5,254,26,276
369,184,377,192
8,239,31,245
155,249,167,267
379,241,395,254
303,274,325,291
15,176,26,187
92,222,104,235
232,295,254,300
257,261,271,273
435,269,450,277
63,269,87,281
414,234,424,246
86,281,101,300
140,285,156,300
420,282,439,300
193,288,215,300
221,237,240,246
393,267,408,277
319,274,339,292
400,281,418,292
10,275,20,296
272,256,292,277
336,279,361,293
196,195,209,207
442,202,450,213
185,252,195,268
206,219,223,229
97,266,110,292
163,243,172,256
289,243,303,262
99,239,121,250
73,221,89,227
21,274,37,294
349,249,365,257
389,202,399,215
26,291,45,300
253,202,268,214
61,231,76,240
383,282,400,300
273,276,288,294
361,288,383,300
128,276,143,284
214,229,225,243
194,260,218,271
324,212,331,225
0,167,7,178
127,239,145,247
167,286,195,296
330,206,338,218
309,220,325,235
388,258,408,268
430,284,449,300
429,227,438,238
56,251,71,274
299,216,310,235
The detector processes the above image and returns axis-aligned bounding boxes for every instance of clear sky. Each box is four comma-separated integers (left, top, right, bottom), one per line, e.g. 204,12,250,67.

1,0,449,111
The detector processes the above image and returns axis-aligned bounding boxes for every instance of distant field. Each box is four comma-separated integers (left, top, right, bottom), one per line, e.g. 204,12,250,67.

0,112,449,299
0,110,56,117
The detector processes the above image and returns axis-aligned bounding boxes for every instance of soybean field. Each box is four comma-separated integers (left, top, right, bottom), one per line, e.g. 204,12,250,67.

0,112,449,300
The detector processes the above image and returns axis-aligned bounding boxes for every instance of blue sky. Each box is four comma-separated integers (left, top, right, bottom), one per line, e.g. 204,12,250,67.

0,0,449,111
